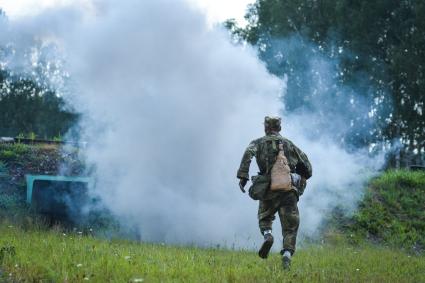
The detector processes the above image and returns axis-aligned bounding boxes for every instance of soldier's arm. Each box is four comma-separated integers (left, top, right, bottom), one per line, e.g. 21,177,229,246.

236,140,258,180
289,142,312,180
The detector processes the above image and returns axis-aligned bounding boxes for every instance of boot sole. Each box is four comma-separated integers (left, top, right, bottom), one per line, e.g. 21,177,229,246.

258,237,274,259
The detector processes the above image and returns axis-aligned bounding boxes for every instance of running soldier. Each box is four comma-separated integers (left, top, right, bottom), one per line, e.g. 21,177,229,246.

237,116,312,269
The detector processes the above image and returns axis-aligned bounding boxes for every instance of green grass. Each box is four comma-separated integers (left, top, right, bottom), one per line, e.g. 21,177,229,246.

1,148,424,282
0,224,424,282
350,170,425,251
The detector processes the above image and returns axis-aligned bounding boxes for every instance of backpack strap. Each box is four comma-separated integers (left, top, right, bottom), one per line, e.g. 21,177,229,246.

263,136,282,174
278,140,283,151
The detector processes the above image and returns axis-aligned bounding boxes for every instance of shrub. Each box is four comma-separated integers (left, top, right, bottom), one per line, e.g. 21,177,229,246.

0,150,17,161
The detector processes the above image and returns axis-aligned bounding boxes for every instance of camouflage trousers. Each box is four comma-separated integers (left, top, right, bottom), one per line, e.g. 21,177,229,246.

258,191,299,255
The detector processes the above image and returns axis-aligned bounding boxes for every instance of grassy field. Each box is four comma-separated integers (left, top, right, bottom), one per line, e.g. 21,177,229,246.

1,145,425,282
0,224,424,282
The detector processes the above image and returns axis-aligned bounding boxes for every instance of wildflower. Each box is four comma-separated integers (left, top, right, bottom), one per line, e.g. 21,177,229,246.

76,263,83,268
132,279,144,282
356,268,360,271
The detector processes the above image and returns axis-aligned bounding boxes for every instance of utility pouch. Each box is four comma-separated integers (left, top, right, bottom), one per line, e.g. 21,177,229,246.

248,174,270,201
270,142,292,191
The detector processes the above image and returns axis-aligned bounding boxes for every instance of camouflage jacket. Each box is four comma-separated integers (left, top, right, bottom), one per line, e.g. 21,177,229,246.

237,133,312,181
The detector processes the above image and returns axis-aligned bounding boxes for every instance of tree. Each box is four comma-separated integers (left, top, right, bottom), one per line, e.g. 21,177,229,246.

0,74,78,139
230,0,425,166
0,8,78,139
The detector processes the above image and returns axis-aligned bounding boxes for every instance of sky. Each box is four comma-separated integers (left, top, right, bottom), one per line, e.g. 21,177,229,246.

0,0,254,25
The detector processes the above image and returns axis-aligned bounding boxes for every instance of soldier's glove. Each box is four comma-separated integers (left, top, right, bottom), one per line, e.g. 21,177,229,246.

238,178,248,193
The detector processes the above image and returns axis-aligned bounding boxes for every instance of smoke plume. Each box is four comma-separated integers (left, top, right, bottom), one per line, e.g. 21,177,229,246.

0,0,384,249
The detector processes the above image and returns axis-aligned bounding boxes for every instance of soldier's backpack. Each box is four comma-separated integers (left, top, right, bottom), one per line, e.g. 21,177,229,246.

248,137,292,200
270,142,292,191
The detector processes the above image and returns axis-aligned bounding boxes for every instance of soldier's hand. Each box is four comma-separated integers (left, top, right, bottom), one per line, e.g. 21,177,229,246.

239,178,248,193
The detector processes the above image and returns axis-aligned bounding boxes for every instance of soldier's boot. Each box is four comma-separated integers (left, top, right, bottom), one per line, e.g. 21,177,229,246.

258,230,274,259
281,250,291,270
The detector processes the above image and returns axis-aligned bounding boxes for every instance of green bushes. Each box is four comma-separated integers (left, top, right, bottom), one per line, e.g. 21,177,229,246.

0,150,17,161
0,143,30,161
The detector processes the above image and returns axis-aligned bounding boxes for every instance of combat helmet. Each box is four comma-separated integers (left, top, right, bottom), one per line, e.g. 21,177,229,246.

264,116,282,132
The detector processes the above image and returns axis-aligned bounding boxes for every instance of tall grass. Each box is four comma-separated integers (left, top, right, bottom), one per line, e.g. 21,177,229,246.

0,223,424,282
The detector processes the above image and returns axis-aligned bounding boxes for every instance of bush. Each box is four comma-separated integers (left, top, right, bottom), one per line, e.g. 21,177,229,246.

0,150,17,161
0,143,30,162
12,143,30,155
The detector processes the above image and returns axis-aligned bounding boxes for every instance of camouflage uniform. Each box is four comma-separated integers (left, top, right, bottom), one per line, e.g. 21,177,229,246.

237,131,312,255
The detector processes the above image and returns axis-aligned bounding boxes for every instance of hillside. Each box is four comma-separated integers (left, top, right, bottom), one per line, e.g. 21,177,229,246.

0,142,84,216
348,170,425,253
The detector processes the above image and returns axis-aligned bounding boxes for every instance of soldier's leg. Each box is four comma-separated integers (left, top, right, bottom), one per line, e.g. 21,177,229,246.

258,199,280,234
278,191,300,255
258,199,279,259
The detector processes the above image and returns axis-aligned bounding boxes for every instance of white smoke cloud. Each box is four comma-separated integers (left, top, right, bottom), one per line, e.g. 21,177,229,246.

63,0,282,247
0,0,384,249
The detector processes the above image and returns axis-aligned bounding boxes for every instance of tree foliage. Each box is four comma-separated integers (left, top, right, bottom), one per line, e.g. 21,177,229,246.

0,9,77,139
229,0,425,165
0,72,78,139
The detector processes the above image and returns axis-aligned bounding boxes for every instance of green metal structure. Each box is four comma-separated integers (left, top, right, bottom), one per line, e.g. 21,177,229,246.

26,174,92,204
